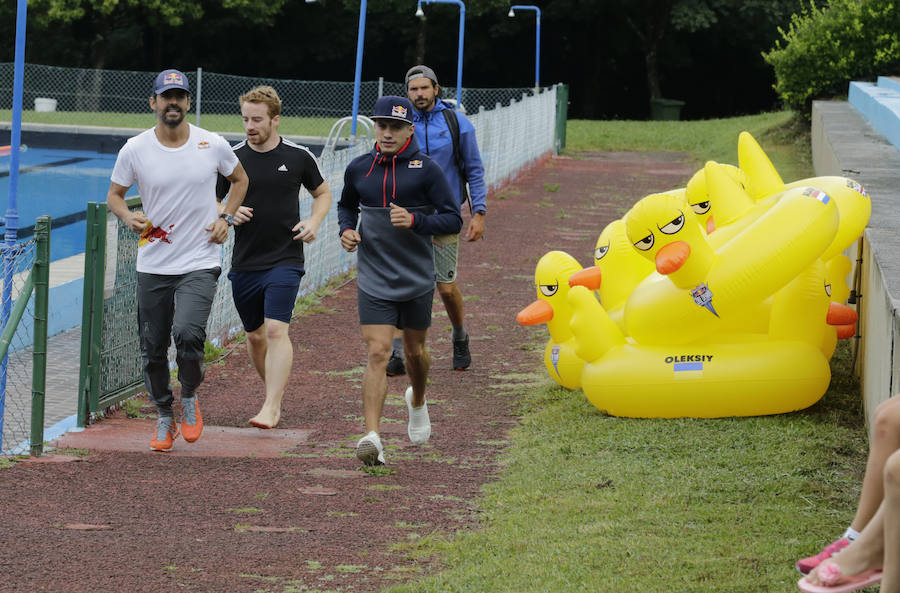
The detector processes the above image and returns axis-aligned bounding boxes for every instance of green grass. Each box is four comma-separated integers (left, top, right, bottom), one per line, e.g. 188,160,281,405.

566,111,814,182
1,109,337,137
382,113,862,593
386,343,866,593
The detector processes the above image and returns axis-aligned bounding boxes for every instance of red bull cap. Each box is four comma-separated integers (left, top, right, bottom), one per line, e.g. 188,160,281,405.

153,69,191,95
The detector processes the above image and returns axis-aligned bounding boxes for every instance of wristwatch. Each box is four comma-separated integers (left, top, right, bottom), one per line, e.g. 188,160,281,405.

219,212,234,226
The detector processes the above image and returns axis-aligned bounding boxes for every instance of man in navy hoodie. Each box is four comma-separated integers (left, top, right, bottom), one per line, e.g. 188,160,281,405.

338,95,462,466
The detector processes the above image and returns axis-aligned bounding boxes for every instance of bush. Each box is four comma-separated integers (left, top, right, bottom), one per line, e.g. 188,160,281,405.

763,0,900,114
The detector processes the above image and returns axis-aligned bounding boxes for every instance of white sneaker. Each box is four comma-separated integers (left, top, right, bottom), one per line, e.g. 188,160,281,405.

356,431,385,465
405,387,431,445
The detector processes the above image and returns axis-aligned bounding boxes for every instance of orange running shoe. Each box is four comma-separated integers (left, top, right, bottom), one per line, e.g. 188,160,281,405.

150,416,179,452
180,396,203,443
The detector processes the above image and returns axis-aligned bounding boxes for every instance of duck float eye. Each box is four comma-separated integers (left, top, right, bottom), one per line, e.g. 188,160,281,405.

594,244,609,260
825,281,832,298
633,233,655,251
691,201,711,215
540,283,559,297
658,214,685,235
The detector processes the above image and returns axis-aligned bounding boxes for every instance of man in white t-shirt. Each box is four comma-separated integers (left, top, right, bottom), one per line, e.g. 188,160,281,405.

106,68,249,452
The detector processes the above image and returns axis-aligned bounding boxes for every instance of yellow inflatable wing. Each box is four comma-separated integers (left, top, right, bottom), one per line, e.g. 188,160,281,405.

737,131,785,199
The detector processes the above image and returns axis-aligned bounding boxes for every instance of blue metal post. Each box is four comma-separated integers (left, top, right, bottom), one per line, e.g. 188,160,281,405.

418,0,466,109
0,0,29,453
350,0,368,138
510,5,541,89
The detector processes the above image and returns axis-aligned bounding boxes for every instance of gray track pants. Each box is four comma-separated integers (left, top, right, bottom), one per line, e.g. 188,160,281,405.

136,267,220,417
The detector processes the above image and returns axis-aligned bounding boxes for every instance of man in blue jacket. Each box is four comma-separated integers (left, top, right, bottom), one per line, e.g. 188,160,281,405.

382,65,488,376
338,95,462,466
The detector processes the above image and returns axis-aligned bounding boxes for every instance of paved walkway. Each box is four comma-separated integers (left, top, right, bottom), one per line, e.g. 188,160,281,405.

0,152,699,593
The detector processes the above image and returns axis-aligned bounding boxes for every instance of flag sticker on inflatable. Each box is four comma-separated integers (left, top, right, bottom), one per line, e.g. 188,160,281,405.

846,179,869,199
551,345,561,376
673,361,704,379
802,187,830,205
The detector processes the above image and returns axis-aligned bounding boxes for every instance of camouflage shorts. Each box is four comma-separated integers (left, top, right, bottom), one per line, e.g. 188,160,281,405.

432,233,459,284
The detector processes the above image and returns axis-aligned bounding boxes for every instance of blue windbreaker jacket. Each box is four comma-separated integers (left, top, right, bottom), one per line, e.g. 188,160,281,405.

412,99,487,214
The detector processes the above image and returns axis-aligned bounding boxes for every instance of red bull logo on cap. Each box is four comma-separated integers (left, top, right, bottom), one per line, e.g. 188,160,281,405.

392,105,408,118
164,72,184,85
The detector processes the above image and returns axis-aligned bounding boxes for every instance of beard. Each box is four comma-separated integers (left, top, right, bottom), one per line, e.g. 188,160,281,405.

160,107,185,127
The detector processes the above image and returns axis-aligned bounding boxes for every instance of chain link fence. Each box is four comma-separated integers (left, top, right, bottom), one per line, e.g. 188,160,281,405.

0,63,537,135
0,238,37,454
0,63,564,428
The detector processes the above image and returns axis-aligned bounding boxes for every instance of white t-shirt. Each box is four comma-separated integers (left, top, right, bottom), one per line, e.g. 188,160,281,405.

110,124,239,274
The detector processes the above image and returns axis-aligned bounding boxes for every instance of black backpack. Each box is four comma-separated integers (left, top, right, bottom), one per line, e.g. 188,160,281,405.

441,108,473,215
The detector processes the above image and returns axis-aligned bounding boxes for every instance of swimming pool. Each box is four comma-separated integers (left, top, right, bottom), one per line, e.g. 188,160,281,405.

0,147,126,263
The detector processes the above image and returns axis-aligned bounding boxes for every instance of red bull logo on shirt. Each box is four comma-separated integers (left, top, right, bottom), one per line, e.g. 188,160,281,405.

197,141,210,150
409,160,423,169
139,223,175,247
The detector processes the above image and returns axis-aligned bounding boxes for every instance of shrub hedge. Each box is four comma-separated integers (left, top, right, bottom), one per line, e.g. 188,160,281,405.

763,0,900,114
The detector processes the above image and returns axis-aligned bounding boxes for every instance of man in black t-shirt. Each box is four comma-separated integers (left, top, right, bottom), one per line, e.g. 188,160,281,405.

216,86,332,429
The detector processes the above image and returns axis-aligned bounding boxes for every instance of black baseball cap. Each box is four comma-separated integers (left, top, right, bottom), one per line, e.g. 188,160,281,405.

372,96,414,124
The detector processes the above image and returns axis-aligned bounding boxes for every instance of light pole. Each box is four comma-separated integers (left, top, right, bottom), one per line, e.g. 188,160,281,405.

508,5,541,90
349,0,368,137
415,0,465,109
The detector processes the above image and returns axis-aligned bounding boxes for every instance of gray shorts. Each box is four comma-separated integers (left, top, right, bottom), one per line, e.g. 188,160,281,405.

433,233,459,283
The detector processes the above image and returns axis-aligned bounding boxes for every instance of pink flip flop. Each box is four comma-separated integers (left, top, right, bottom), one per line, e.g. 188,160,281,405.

797,561,882,593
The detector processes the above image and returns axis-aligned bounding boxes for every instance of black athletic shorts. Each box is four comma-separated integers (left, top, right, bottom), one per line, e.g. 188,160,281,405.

357,288,434,330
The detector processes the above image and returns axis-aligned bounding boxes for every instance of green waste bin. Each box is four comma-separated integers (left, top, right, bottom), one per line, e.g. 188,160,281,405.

650,98,685,121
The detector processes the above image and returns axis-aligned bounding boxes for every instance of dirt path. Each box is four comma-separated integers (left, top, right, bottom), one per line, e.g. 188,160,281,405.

0,152,695,593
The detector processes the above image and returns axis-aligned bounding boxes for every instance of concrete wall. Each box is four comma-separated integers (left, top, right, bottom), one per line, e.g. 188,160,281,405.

812,100,900,425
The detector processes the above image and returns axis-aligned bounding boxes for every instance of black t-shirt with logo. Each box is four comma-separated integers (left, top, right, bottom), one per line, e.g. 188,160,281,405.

217,137,325,272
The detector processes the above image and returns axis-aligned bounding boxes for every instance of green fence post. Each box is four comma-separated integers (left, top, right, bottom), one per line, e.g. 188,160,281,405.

77,203,105,426
555,83,568,155
30,216,50,456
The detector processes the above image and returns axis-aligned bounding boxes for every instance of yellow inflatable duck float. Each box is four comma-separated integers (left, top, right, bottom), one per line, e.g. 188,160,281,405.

685,162,754,234
572,219,655,332
516,251,585,389
737,131,870,319
621,188,839,345
565,257,854,418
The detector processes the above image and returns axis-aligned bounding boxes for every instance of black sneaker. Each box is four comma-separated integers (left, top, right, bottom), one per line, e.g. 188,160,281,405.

452,335,471,370
386,353,406,376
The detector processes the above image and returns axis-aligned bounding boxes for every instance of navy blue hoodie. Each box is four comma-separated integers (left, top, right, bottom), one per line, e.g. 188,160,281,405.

339,134,462,300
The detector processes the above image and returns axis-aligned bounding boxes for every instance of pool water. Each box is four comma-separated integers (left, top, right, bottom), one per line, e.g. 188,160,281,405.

0,147,131,263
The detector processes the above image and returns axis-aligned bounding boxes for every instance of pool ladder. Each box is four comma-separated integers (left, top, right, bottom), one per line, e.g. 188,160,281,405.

321,116,375,156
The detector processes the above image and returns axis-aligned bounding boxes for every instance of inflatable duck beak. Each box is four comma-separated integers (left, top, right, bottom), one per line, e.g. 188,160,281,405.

517,300,554,326
569,266,603,290
706,216,716,234
827,302,858,339
655,241,691,275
